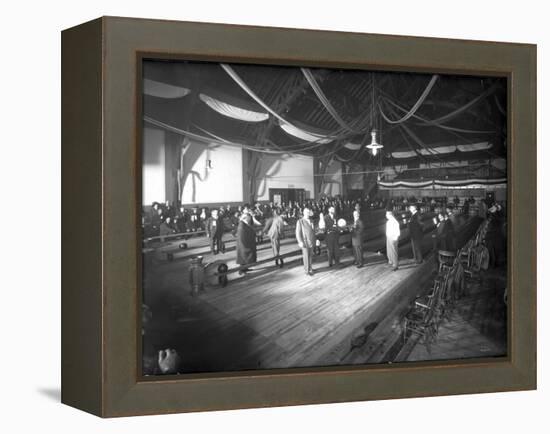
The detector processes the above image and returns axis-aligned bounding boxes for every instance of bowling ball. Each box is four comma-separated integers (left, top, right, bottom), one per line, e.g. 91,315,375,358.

337,218,347,228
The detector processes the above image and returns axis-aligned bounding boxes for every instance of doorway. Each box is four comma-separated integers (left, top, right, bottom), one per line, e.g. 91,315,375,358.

269,188,306,206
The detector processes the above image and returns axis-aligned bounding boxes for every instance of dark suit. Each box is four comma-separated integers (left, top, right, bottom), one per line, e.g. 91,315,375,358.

159,221,175,241
296,217,316,273
408,212,424,263
206,217,224,254
324,213,340,266
236,217,257,265
175,210,189,233
150,213,162,236
351,218,365,266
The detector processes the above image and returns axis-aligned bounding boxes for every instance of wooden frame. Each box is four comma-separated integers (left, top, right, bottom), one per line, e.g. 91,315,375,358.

61,16,536,417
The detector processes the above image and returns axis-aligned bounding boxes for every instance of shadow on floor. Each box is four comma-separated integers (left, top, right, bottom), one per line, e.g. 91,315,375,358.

37,387,61,402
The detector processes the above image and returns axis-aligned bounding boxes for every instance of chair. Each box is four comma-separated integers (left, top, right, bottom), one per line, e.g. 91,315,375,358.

403,277,444,348
438,250,456,274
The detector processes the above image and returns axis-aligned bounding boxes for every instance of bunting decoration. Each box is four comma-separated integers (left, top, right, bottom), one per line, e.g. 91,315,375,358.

379,177,506,189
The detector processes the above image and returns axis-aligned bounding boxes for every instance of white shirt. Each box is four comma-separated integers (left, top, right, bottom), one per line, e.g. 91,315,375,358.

386,216,401,241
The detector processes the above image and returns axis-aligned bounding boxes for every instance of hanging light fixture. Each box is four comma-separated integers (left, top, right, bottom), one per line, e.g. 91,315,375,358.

366,129,383,156
366,73,384,156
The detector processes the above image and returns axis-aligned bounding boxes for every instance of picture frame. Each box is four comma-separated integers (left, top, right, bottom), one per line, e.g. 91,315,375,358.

61,16,536,417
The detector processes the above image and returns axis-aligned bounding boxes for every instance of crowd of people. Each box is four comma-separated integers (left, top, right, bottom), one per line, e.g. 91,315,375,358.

142,194,506,276
141,196,506,374
141,194,479,238
141,195,387,239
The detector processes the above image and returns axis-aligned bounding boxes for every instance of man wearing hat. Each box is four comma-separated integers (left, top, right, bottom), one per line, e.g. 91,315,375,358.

408,204,424,264
351,210,365,268
205,208,225,255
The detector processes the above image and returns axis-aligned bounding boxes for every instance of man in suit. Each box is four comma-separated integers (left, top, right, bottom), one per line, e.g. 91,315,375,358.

175,205,189,233
205,209,225,254
386,210,401,271
236,209,258,274
296,206,316,276
159,216,176,241
263,209,287,265
408,204,424,264
323,206,340,267
351,210,365,268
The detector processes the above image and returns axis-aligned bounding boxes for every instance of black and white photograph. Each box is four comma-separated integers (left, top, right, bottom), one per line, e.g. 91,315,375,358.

140,59,508,375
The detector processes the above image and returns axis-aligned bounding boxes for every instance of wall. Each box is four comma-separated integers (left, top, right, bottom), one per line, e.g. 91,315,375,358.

256,154,315,200
142,127,166,205
320,159,343,197
181,143,243,205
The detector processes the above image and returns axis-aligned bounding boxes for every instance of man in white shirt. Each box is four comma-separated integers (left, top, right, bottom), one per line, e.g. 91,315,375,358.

386,210,400,271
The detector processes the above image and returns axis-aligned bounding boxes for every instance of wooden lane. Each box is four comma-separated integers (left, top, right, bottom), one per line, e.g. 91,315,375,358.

143,214,477,372
146,211,449,296
147,209,439,268
143,208,395,262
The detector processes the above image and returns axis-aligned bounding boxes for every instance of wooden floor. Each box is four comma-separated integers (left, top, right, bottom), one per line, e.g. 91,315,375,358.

142,216,483,373
397,266,507,362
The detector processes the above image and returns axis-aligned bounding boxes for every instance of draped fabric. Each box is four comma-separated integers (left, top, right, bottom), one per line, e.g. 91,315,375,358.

378,75,439,124
143,79,190,99
494,95,506,116
145,116,295,155
391,142,492,158
146,115,341,159
199,93,269,122
430,83,500,124
382,96,495,134
343,142,363,151
278,121,333,144
301,68,362,133
457,142,492,152
221,63,342,142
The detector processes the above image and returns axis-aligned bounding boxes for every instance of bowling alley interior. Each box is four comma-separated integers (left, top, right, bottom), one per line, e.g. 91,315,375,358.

140,60,508,375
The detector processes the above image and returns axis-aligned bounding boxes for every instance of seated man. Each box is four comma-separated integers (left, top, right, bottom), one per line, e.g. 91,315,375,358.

159,216,176,241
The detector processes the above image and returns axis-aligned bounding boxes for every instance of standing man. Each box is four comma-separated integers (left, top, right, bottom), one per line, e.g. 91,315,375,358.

386,210,400,271
351,210,365,268
323,205,340,267
263,209,287,265
236,210,257,275
206,209,224,255
296,206,316,276
408,204,424,264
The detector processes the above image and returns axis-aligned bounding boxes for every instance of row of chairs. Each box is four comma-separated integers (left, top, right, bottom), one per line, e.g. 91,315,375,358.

402,219,490,348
